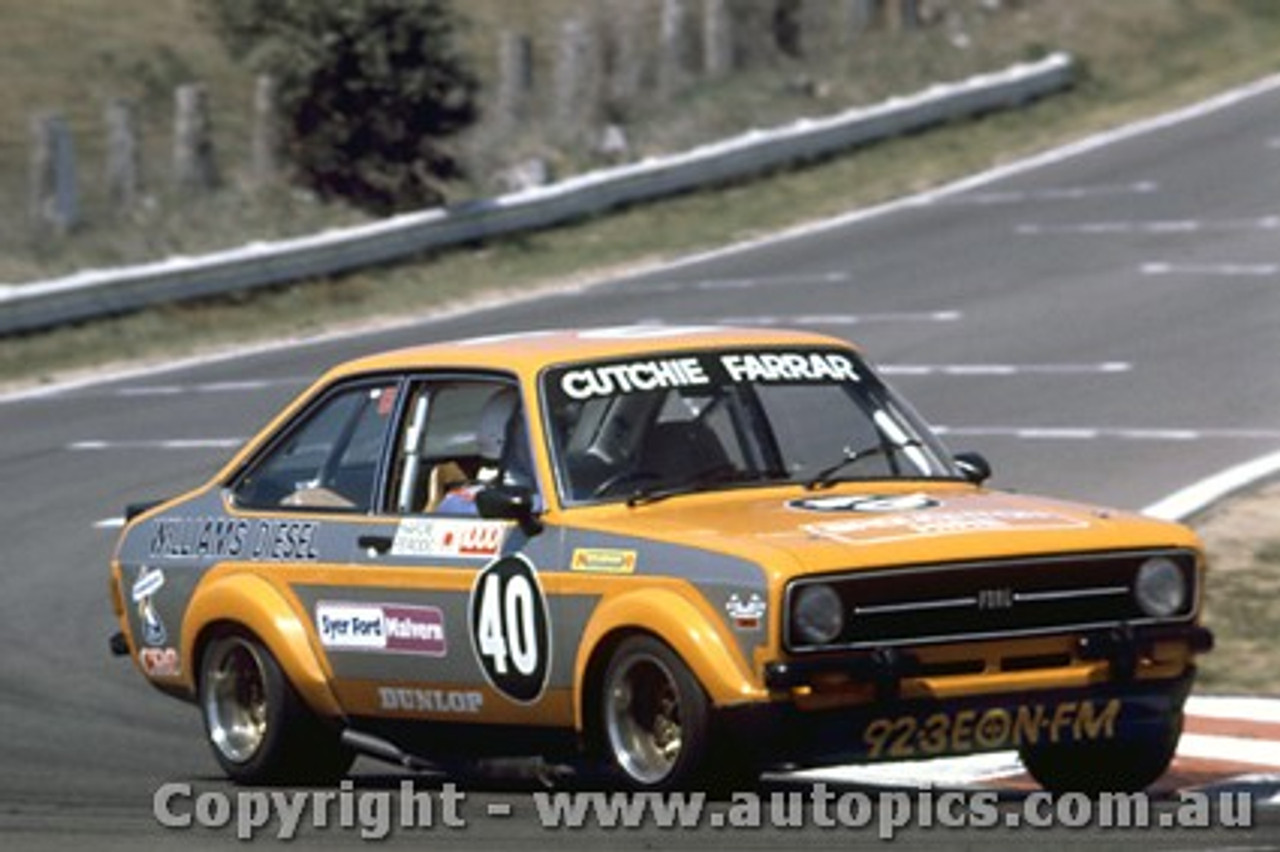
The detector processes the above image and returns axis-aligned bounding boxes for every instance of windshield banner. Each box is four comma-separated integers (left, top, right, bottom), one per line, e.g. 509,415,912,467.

549,349,864,402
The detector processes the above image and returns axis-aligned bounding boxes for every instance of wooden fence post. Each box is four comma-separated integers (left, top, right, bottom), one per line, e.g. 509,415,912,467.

604,0,646,115
553,17,601,134
889,0,920,32
658,0,693,96
104,99,140,213
495,31,535,129
29,113,79,234
251,75,282,187
173,83,219,192
702,0,733,77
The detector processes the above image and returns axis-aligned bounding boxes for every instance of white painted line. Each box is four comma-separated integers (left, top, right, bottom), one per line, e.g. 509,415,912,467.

93,517,125,529
789,750,1024,789
648,272,853,291
942,181,1159,206
117,385,183,397
111,378,303,397
685,311,963,327
69,438,244,451
1187,696,1280,727
1144,448,1280,520
1143,262,1280,277
1018,217,1280,236
933,426,1280,442
1177,734,1280,769
882,362,1130,377
196,380,274,393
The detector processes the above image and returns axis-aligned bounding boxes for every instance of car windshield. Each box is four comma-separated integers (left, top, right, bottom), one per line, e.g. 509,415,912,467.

541,347,959,505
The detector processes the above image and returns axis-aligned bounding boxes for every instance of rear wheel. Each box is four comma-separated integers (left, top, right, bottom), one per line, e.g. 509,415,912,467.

199,631,353,785
1020,713,1182,794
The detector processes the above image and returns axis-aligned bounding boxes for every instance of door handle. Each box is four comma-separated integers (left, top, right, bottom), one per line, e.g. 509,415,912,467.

358,534,393,555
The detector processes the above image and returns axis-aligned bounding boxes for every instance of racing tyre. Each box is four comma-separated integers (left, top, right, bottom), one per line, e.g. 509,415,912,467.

1019,712,1182,794
199,631,354,785
600,635,717,791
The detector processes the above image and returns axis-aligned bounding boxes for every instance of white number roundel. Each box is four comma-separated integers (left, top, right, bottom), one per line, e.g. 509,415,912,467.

469,555,550,703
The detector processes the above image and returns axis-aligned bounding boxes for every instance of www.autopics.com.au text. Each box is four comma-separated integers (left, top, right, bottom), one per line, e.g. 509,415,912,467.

153,781,1254,841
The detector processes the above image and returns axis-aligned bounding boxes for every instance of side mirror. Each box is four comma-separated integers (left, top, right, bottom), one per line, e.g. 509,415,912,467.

953,452,992,485
476,485,543,534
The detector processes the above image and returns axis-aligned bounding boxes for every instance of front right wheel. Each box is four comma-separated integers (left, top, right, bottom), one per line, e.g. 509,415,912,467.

1019,713,1182,794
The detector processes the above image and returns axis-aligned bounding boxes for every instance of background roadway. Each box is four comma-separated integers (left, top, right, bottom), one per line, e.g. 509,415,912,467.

2,74,1279,850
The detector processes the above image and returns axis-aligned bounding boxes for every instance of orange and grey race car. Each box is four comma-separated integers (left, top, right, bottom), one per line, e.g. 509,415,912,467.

108,326,1212,792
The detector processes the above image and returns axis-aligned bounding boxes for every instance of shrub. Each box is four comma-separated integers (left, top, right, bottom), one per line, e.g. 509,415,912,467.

201,0,479,214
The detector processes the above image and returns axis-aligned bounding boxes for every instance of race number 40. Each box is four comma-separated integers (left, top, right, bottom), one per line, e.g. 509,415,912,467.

469,555,550,703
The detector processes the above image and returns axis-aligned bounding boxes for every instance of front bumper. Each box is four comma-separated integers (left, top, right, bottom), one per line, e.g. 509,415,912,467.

734,624,1210,771
763,623,1213,692
728,668,1197,771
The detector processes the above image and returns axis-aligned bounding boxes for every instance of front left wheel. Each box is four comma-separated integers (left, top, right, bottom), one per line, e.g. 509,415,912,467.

199,630,354,785
599,634,759,792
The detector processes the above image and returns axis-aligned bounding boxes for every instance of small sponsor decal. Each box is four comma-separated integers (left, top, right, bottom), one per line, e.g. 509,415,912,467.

570,548,637,574
147,516,320,561
390,518,507,559
133,565,167,646
725,593,767,630
131,565,165,602
789,493,940,513
373,385,398,416
139,646,181,678
803,507,1088,545
315,602,447,656
377,686,484,715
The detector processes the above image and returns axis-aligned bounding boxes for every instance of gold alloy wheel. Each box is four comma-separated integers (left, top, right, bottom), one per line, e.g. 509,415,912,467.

605,651,685,785
202,636,269,764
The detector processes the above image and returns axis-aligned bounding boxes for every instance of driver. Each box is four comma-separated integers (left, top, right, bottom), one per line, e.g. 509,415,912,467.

437,387,533,515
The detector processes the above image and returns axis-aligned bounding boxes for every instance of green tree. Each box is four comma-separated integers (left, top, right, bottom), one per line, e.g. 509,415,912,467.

202,0,478,214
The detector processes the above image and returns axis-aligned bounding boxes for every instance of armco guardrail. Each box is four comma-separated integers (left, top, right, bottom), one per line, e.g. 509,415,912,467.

0,53,1073,336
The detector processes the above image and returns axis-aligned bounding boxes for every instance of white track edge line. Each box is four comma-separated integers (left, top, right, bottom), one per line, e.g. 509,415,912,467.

1141,448,1280,521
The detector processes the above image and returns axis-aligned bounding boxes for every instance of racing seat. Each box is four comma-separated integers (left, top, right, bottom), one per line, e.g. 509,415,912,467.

637,420,732,484
422,460,468,513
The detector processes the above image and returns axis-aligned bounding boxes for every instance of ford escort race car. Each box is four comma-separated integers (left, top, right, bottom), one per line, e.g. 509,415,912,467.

108,326,1212,792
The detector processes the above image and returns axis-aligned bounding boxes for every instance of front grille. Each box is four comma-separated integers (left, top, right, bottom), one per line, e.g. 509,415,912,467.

785,550,1197,653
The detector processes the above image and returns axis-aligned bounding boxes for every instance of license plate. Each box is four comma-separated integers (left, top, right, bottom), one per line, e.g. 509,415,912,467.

862,697,1122,760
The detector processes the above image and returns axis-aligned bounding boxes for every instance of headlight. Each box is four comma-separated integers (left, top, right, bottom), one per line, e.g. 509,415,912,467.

1134,557,1188,618
792,583,845,646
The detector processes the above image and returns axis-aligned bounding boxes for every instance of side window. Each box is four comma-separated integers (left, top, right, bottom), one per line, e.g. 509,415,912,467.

388,380,534,516
233,382,399,512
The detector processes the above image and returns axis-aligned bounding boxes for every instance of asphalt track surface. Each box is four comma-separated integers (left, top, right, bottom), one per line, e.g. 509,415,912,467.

4,75,1280,850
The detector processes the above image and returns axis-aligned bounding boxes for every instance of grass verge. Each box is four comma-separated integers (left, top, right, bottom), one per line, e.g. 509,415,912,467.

1193,480,1280,695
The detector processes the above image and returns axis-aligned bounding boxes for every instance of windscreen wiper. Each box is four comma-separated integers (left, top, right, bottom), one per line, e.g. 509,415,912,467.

804,439,924,491
626,469,783,507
